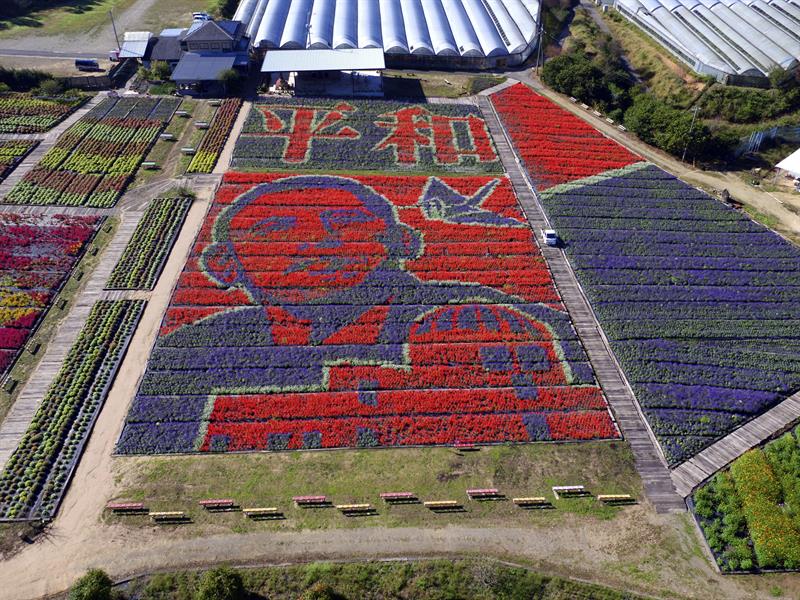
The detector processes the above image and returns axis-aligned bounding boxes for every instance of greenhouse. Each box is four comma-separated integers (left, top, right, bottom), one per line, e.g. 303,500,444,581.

614,0,800,84
233,0,542,68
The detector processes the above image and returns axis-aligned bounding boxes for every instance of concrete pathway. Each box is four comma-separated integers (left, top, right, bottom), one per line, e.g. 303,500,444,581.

477,95,685,513
671,391,800,497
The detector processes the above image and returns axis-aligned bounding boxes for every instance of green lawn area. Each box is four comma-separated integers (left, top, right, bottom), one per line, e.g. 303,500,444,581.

177,101,215,175
600,10,708,108
121,559,646,600
383,71,505,99
0,0,136,38
132,99,197,187
110,441,641,531
0,218,118,424
135,0,219,35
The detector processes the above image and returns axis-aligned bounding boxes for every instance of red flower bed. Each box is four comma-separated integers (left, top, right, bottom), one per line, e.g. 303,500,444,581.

117,171,619,454
0,212,101,377
490,84,640,190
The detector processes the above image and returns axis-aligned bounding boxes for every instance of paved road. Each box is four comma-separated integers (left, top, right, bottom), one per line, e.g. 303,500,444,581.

0,48,106,60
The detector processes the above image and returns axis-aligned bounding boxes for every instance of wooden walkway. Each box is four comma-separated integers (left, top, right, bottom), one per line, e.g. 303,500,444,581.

0,204,145,471
478,96,685,513
671,391,800,497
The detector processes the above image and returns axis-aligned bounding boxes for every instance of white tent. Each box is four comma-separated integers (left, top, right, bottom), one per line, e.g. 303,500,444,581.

776,148,800,178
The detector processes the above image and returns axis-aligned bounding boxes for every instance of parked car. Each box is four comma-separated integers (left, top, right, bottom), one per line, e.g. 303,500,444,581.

542,229,559,247
75,58,99,71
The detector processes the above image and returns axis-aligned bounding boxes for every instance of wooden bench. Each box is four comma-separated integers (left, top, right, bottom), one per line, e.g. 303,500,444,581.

552,485,590,499
380,492,418,504
243,507,284,520
293,495,329,507
194,121,210,129
598,494,636,506
180,147,196,155
423,500,464,512
335,503,375,516
149,511,190,524
512,497,553,509
466,488,502,500
454,443,478,452
106,502,147,515
198,499,238,512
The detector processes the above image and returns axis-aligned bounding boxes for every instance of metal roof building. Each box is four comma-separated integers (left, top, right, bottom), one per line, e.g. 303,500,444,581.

614,0,800,84
233,0,542,68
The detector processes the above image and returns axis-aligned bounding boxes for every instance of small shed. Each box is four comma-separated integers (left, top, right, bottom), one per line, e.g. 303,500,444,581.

171,53,240,96
260,48,385,97
120,31,153,60
776,148,800,179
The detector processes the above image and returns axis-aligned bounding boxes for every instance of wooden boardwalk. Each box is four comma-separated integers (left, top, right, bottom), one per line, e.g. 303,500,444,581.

671,392,800,497
478,96,685,513
0,205,145,470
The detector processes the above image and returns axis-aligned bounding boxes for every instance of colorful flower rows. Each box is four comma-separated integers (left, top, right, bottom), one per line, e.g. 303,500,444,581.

0,93,86,134
3,97,174,208
106,198,191,290
491,84,800,465
490,84,639,190
186,98,242,174
0,212,101,379
117,172,617,454
0,299,144,520
231,98,502,173
0,140,37,182
694,424,800,571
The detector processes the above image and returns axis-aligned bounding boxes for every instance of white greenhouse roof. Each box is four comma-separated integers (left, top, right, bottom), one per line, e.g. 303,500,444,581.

615,0,800,78
235,0,542,59
777,148,800,178
261,48,385,72
120,31,153,59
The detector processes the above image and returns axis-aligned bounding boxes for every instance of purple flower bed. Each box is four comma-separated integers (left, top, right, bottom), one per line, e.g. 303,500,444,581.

539,163,800,464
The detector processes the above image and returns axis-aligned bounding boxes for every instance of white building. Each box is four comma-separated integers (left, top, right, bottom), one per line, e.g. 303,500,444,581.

233,0,542,68
614,0,800,84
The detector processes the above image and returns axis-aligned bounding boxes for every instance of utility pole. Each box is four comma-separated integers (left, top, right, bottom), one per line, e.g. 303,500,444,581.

535,21,544,75
109,10,120,52
681,105,700,163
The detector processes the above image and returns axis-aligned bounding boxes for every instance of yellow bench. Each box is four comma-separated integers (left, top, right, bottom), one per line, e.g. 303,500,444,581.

149,511,189,523
242,507,283,520
598,494,636,505
512,497,550,506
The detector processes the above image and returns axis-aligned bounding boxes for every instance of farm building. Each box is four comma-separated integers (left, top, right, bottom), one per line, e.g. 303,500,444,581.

613,0,800,85
234,0,542,69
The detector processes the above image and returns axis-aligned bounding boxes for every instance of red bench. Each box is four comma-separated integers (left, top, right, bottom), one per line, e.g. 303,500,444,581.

467,488,501,499
380,492,418,504
199,498,237,511
106,502,147,514
293,495,328,507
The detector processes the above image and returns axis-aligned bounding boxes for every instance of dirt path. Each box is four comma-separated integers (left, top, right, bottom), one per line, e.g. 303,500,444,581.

511,72,800,241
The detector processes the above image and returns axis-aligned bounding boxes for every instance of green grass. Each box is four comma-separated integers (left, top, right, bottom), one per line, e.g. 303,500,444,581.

132,100,196,186
382,71,505,99
601,10,707,108
177,101,214,175
110,442,641,532
121,559,648,600
0,0,136,39
0,217,119,425
744,205,781,230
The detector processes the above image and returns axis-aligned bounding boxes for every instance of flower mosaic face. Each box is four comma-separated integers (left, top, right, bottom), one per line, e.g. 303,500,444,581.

118,173,618,454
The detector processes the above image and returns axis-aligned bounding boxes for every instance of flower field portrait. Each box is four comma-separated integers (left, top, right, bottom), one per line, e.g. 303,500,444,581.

231,98,502,173
0,140,37,183
117,172,617,454
0,93,86,134
0,212,101,379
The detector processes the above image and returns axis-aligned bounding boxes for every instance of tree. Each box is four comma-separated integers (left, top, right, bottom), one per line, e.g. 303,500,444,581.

219,68,242,94
151,61,171,82
68,569,114,600
541,51,609,107
36,78,64,97
194,566,245,600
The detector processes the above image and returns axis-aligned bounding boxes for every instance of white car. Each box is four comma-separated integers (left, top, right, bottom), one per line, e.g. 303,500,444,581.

542,229,559,247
